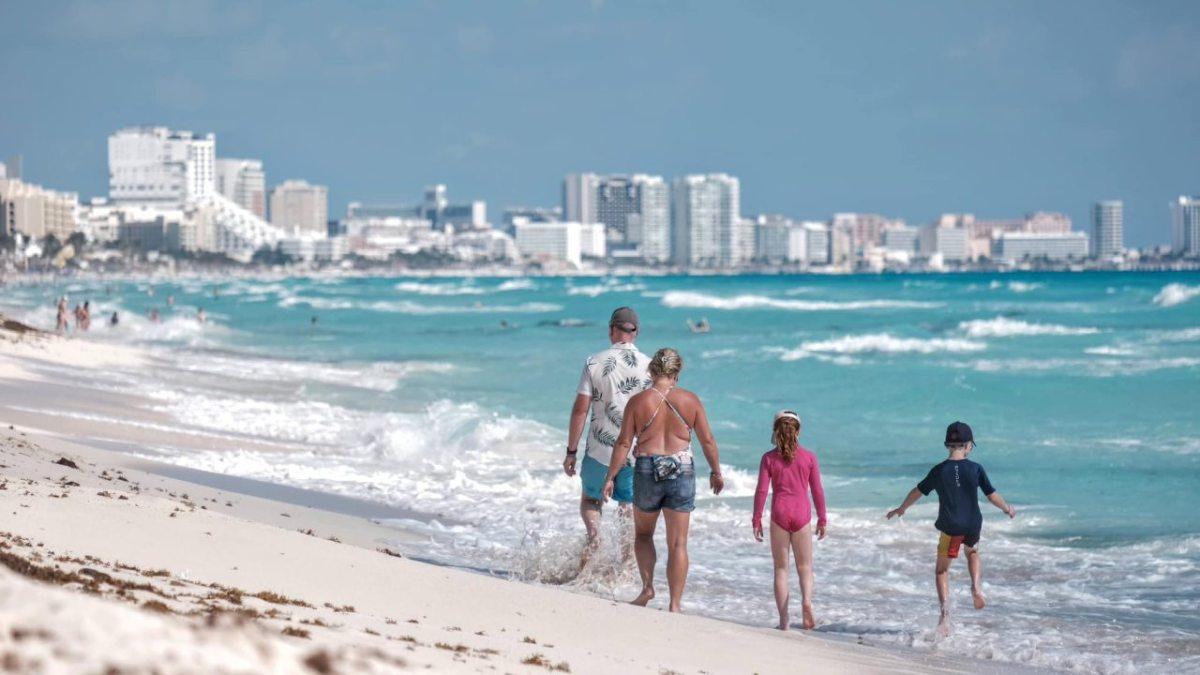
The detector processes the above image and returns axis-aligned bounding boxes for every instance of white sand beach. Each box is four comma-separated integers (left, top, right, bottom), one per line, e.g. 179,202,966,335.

0,320,1025,674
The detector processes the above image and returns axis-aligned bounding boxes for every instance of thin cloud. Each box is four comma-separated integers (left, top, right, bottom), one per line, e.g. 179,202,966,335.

457,26,495,54
1117,24,1200,91
228,26,291,80
154,75,206,111
438,132,497,161
58,0,258,40
946,28,1008,65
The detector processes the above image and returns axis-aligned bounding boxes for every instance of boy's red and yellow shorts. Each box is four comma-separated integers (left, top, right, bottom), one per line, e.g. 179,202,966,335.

937,531,980,559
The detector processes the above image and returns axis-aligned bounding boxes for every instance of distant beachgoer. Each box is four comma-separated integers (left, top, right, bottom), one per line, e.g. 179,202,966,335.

603,347,724,613
311,315,318,326
886,421,1016,637
752,410,827,631
81,301,91,331
147,286,155,298
564,307,651,568
110,311,119,327
55,297,69,333
73,304,84,330
167,295,175,307
197,308,207,323
149,308,160,323
499,319,508,329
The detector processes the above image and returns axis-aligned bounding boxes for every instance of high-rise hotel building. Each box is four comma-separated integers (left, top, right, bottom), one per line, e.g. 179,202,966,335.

108,127,215,205
1174,196,1200,258
216,159,266,219
562,173,670,263
269,180,328,236
671,174,741,268
1091,200,1124,258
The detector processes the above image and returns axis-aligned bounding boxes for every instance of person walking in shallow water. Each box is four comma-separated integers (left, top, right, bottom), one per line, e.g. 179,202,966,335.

752,410,827,631
603,347,723,613
55,297,68,333
563,307,651,568
886,421,1016,637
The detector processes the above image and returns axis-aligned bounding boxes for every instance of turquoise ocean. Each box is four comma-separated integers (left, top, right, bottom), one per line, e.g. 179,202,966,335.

3,271,1199,673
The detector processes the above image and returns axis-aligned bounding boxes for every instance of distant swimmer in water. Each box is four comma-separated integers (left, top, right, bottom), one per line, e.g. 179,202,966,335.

538,318,591,328
311,315,319,326
110,311,119,327
499,319,509,329
886,421,1017,637
197,308,207,324
167,295,175,307
149,308,160,323
687,318,711,334
147,286,155,298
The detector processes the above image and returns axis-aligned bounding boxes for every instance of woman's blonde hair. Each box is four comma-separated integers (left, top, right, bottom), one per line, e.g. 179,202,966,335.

773,416,800,463
648,347,683,380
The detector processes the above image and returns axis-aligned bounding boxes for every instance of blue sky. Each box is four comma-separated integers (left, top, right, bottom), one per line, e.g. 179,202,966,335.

1,0,1197,247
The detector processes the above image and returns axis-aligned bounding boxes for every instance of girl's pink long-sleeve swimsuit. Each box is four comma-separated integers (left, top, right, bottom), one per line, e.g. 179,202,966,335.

752,445,827,533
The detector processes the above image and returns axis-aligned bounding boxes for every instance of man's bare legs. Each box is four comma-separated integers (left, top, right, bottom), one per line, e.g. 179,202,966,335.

790,523,815,629
966,548,985,609
579,494,603,569
662,508,691,613
935,556,953,637
631,508,659,606
769,522,792,630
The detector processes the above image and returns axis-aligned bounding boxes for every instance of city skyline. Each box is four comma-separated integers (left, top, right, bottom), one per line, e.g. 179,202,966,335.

2,1,1199,248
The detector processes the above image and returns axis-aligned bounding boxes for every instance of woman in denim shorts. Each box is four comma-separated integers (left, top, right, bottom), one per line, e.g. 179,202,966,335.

603,347,724,613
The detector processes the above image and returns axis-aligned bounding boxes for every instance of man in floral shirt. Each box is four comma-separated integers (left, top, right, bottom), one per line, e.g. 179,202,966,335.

563,306,651,564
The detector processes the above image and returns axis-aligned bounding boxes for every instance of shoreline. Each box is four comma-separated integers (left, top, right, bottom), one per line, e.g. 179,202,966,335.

4,265,1200,292
0,319,1041,673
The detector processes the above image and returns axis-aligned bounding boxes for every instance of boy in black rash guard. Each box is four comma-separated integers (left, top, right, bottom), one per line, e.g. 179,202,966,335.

887,421,1016,637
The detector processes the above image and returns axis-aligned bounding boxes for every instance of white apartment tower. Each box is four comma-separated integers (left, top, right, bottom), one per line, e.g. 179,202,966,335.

1091,200,1124,258
108,127,215,205
216,159,266,219
562,174,596,224
671,174,740,268
562,173,670,262
803,222,830,264
514,221,582,268
1172,196,1200,258
269,180,328,235
755,215,808,264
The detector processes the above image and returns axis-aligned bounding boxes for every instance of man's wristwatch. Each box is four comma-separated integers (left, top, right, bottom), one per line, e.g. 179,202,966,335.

566,447,578,456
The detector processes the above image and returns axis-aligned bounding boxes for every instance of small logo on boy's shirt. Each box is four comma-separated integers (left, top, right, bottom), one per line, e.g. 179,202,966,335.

954,464,961,487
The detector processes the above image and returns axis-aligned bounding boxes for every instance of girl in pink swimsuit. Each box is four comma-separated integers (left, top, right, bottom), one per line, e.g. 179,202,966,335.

752,410,828,631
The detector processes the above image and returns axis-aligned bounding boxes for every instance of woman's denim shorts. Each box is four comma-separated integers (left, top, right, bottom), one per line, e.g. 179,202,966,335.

633,456,696,513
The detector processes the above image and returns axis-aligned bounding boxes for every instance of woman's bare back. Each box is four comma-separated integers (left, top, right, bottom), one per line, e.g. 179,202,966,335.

626,386,700,456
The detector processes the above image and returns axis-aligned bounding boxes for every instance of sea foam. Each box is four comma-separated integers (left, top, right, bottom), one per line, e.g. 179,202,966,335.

774,333,986,360
1153,283,1200,307
660,291,940,311
279,296,561,314
958,316,1099,338
394,281,485,296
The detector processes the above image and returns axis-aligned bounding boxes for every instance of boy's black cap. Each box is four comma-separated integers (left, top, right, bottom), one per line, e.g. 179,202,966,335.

945,421,973,445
